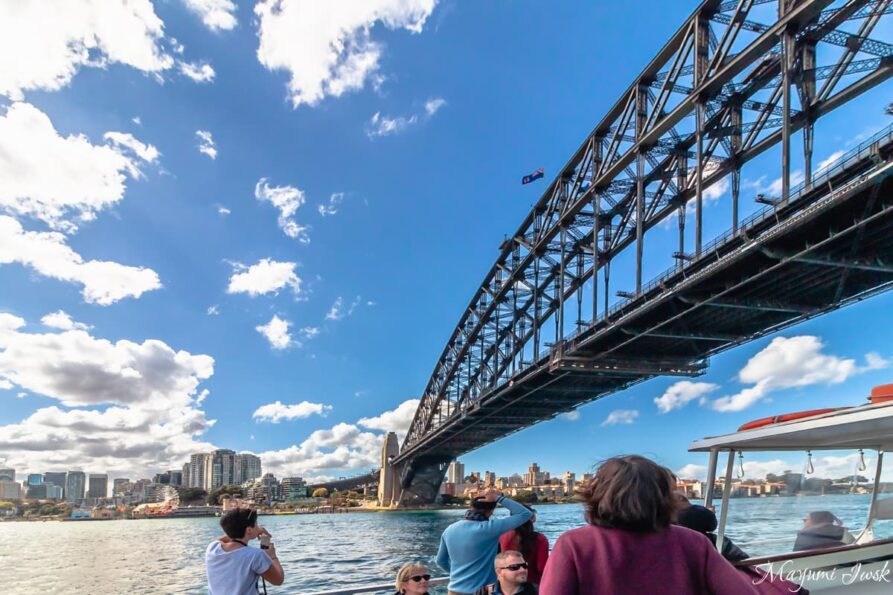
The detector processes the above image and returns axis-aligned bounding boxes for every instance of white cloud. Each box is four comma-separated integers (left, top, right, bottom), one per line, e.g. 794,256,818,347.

40,310,91,331
366,112,418,138
256,315,294,350
0,315,216,478
655,381,719,414
317,193,345,217
196,130,217,159
0,216,162,305
0,312,213,409
710,336,887,412
325,296,363,321
180,61,215,82
0,379,13,390
0,0,176,99
258,399,420,479
217,205,231,216
227,258,301,297
748,170,807,199
299,327,320,339
425,97,447,116
676,454,878,483
358,399,419,434
254,178,310,243
132,116,142,126
675,463,708,480
817,150,846,173
0,103,158,232
206,305,219,316
253,400,332,423
182,0,238,31
601,409,639,427
560,410,581,421
254,0,438,107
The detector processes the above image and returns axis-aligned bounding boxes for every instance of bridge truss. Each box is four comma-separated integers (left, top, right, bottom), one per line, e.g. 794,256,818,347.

393,0,893,500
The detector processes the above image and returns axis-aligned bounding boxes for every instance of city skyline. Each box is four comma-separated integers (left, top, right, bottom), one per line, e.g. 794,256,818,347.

1,0,892,486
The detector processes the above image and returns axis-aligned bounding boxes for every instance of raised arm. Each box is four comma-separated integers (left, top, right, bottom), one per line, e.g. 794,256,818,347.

482,496,533,536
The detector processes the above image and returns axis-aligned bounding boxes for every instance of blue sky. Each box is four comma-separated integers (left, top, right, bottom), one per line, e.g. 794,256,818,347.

0,0,891,485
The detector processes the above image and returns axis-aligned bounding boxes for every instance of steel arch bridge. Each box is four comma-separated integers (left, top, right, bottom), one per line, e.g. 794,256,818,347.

382,0,893,507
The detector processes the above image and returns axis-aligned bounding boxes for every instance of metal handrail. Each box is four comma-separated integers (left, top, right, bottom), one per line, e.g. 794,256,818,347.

302,577,449,595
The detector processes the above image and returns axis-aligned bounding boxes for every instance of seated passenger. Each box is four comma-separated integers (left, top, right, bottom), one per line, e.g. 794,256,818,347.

395,563,431,595
539,455,759,594
474,550,538,594
676,504,749,562
793,511,856,552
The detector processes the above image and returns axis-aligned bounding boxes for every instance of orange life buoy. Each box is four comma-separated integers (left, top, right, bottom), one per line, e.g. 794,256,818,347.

737,408,848,432
870,384,893,404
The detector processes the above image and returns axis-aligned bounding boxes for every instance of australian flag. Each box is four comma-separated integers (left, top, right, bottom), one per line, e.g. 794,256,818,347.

522,167,544,185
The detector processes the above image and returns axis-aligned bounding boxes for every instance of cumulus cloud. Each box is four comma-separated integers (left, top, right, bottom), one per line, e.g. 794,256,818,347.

425,97,447,116
217,205,231,216
317,193,345,217
0,316,216,478
710,336,889,412
560,411,581,421
227,258,301,297
254,0,438,107
600,409,639,427
179,61,215,82
254,178,310,243
182,0,238,31
0,216,162,305
654,381,719,414
0,0,176,99
0,103,158,232
258,399,419,480
196,130,217,159
357,399,419,434
253,400,332,423
40,310,91,331
256,315,294,350
675,463,708,480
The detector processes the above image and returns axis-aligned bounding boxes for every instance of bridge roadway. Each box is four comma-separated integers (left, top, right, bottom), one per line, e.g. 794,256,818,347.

392,128,893,504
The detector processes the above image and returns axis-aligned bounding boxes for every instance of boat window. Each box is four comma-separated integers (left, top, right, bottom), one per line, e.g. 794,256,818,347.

690,450,890,559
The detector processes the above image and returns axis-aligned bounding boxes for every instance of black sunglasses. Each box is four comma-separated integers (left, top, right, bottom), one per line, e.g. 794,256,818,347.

500,563,528,571
407,574,431,582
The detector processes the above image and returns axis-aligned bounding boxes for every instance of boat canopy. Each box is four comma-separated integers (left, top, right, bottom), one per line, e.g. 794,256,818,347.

689,401,893,452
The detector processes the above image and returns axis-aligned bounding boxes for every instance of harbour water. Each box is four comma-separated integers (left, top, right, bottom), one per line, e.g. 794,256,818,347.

2,495,891,594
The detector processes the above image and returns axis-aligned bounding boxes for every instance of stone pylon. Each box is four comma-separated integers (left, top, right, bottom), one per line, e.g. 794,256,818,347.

377,432,399,507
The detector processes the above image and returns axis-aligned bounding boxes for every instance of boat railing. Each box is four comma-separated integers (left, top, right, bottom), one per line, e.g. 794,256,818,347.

302,577,449,595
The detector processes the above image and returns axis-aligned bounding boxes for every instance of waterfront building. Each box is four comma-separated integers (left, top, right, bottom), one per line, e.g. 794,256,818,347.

524,463,546,487
244,473,280,504
0,468,14,481
440,481,456,496
43,472,67,497
182,463,191,488
153,472,170,484
113,478,130,495
0,479,21,499
563,471,576,494
484,471,496,488
45,484,63,499
168,470,183,486
26,473,43,486
65,471,86,502
377,432,399,507
187,453,209,489
237,454,262,484
88,474,108,499
281,476,308,501
447,460,465,484
205,449,236,490
26,483,48,499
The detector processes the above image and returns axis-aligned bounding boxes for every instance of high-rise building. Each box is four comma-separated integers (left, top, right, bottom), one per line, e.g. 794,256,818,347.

26,473,43,486
244,473,281,504
45,484,63,499
237,454,262,484
524,463,545,487
88,474,108,499
0,479,20,499
281,477,307,500
168,470,183,486
113,478,130,495
44,472,67,497
26,484,48,499
448,460,465,485
563,471,576,494
66,472,86,502
153,472,171,485
205,449,237,490
0,468,14,481
182,463,191,488
188,453,210,489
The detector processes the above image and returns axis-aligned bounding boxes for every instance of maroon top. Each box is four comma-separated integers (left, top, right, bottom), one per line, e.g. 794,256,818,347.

539,524,759,595
498,530,550,585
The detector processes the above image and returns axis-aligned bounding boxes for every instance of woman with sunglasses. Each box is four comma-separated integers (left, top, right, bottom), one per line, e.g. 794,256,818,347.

395,563,431,595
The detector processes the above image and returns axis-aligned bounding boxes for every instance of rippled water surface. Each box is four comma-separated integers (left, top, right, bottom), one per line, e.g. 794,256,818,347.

2,496,891,594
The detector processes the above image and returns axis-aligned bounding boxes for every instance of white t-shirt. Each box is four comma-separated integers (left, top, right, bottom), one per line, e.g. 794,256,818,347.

206,540,273,595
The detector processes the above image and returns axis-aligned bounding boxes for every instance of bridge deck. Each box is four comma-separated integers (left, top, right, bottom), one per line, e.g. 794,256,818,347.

396,129,893,464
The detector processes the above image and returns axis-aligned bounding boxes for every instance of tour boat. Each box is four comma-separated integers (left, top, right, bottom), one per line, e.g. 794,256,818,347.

689,384,893,592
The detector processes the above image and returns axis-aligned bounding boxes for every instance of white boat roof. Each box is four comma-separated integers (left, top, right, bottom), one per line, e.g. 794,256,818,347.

689,401,893,452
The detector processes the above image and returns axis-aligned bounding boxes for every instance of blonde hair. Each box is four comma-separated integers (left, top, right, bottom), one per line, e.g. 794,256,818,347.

395,563,428,592
494,550,524,568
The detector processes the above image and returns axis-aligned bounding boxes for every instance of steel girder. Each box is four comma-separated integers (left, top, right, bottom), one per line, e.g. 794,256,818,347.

400,0,893,457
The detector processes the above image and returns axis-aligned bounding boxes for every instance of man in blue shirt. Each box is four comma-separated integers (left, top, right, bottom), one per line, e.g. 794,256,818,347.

436,488,532,595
